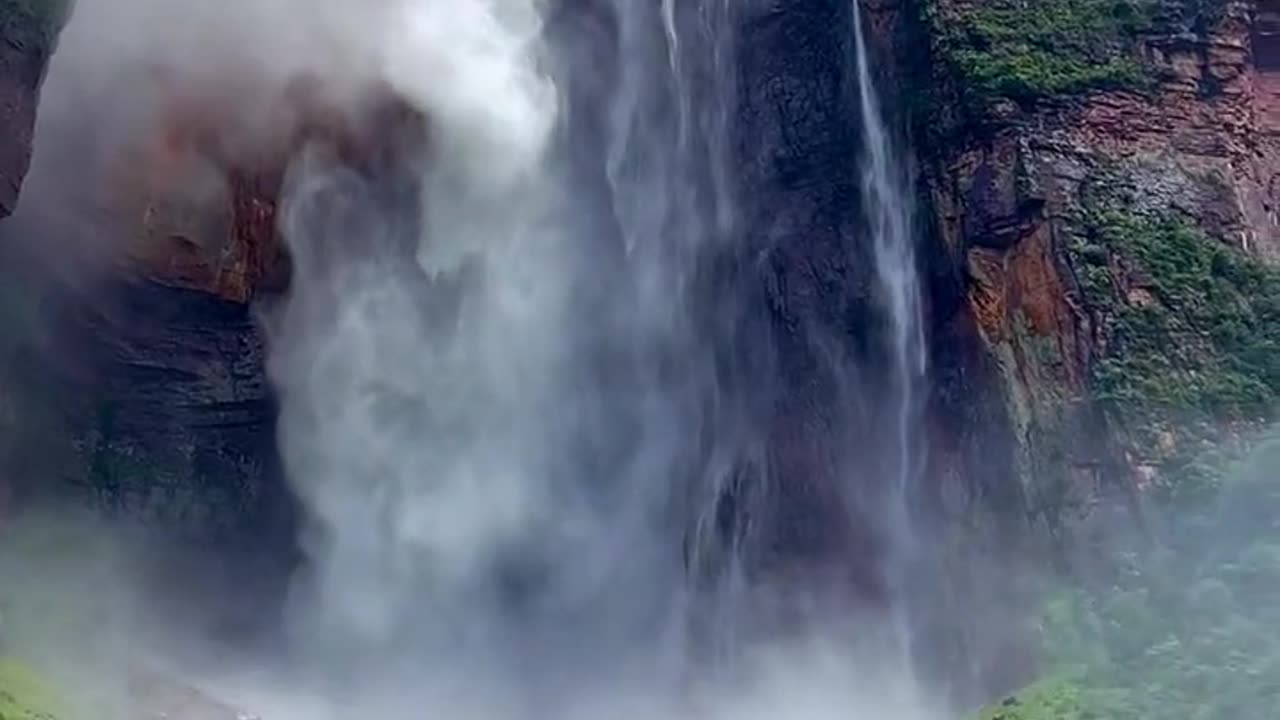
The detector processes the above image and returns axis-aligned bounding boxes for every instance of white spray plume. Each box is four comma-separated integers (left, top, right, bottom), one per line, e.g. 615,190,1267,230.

383,0,557,194
265,0,571,669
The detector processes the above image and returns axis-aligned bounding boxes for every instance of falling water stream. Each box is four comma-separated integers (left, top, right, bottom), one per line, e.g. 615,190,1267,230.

260,0,929,715
851,0,930,659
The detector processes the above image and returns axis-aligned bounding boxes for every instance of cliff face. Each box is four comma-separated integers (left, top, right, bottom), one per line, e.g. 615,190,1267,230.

917,0,1280,535
0,20,426,536
44,87,425,540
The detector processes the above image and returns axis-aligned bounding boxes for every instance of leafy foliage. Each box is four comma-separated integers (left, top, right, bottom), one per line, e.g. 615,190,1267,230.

1087,211,1280,421
1064,203,1280,501
929,0,1155,109
978,433,1280,720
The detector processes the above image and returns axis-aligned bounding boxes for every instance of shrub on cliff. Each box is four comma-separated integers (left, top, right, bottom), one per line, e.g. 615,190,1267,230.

929,0,1154,110
1065,201,1280,500
1089,212,1280,418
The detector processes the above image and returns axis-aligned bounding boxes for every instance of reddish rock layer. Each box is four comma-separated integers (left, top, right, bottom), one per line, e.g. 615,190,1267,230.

39,74,428,537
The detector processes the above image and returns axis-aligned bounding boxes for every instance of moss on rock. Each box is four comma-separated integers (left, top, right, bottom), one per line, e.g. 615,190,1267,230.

1089,212,1280,418
929,0,1155,111
1063,194,1280,500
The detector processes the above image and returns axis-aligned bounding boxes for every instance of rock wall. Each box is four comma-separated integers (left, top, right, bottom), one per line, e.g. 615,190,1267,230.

0,8,426,537
915,0,1280,536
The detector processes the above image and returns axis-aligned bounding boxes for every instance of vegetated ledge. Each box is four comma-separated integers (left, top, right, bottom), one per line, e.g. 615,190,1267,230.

915,0,1231,144
931,0,1154,105
1065,171,1280,501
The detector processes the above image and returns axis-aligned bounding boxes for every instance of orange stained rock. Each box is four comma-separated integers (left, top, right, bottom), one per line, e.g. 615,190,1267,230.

101,72,425,304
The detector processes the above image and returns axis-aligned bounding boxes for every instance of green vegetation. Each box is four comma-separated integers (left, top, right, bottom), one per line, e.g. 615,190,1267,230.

975,677,1088,720
1065,202,1280,500
983,179,1280,718
0,660,62,720
929,0,1155,109
975,432,1280,720
1085,211,1280,420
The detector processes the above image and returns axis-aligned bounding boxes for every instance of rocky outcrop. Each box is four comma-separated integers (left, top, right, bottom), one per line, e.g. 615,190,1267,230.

0,30,428,537
0,2,58,217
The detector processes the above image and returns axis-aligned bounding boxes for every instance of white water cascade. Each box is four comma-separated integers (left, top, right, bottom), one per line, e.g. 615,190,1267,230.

258,0,939,716
852,0,929,659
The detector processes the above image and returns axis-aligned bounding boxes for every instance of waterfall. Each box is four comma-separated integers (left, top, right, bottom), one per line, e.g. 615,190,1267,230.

266,0,750,696
598,0,747,668
258,0,939,715
852,0,929,661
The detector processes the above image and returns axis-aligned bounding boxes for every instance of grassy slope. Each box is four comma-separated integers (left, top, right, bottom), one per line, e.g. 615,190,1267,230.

0,660,62,720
